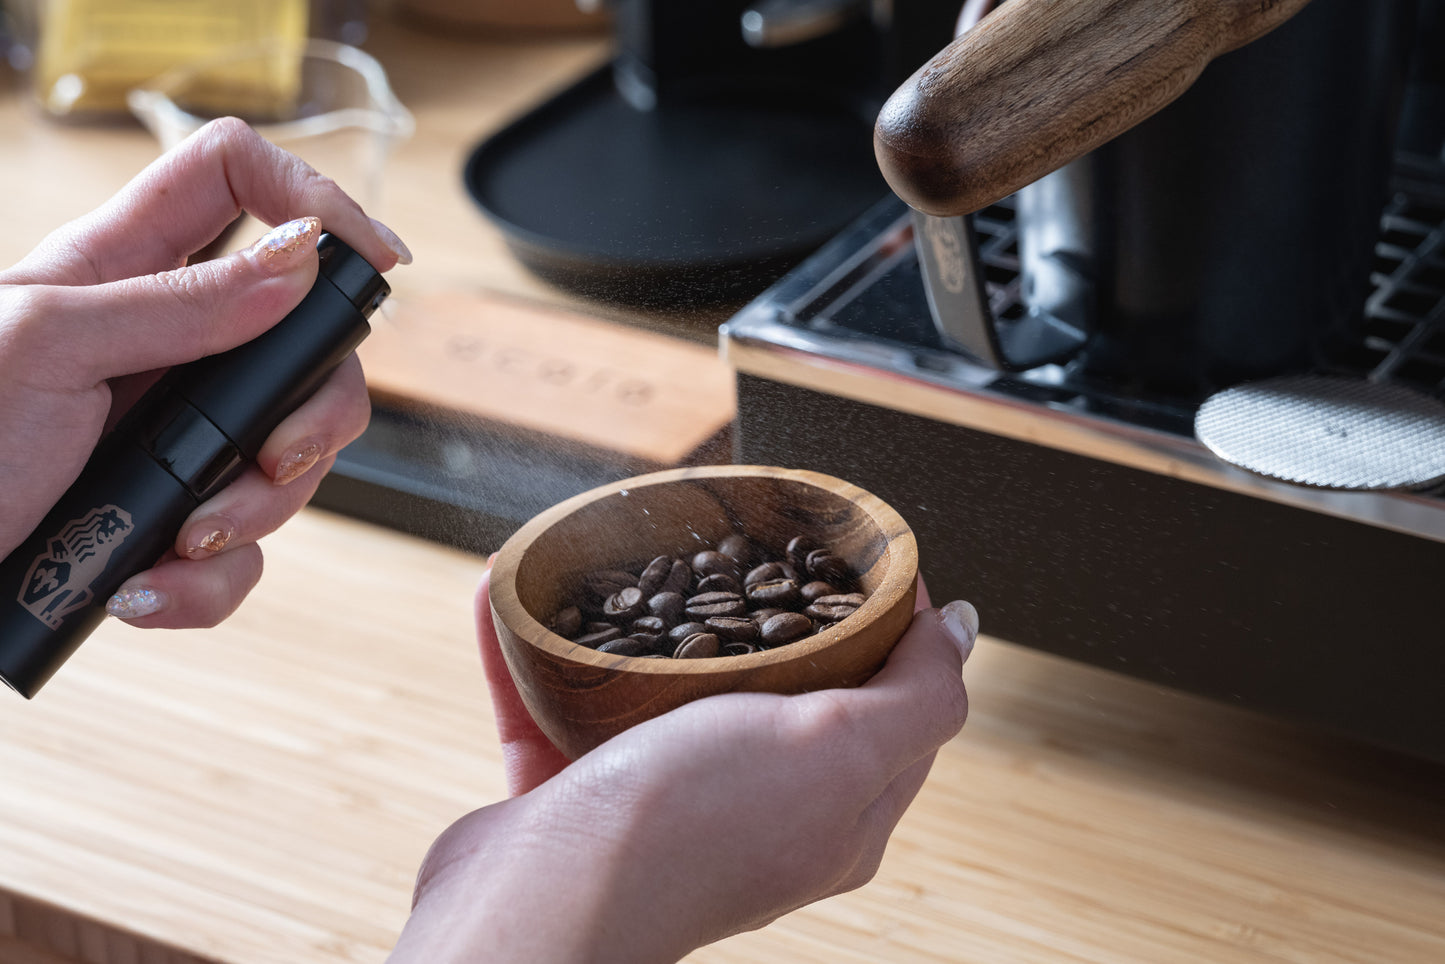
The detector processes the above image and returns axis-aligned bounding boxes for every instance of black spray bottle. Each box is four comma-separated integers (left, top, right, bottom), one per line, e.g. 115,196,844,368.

0,232,389,697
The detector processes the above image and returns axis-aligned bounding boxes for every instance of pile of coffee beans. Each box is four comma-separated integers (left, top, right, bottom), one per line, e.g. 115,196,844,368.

550,534,869,659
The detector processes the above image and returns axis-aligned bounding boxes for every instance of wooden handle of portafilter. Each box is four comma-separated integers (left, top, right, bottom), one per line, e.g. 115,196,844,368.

874,0,1316,217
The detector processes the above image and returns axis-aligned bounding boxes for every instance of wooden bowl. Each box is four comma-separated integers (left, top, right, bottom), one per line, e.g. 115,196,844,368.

488,465,918,759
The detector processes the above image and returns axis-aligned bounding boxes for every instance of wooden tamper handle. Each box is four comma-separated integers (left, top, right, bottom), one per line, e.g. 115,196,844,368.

874,0,1315,216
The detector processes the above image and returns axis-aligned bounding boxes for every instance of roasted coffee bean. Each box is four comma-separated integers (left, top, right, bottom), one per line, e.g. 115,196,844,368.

668,621,708,643
660,559,693,595
760,611,813,645
705,615,760,642
647,591,687,626
718,533,756,569
674,632,720,659
786,536,819,573
550,605,582,638
685,590,747,619
805,593,866,623
585,569,637,599
575,626,623,648
598,636,656,657
603,586,645,620
805,549,851,586
746,576,800,609
744,561,796,587
691,550,737,580
631,615,667,636
696,572,742,595
559,531,867,659
628,631,664,650
637,555,676,596
799,580,838,603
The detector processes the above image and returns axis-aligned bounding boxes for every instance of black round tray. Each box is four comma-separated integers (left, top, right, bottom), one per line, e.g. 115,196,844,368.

464,66,888,308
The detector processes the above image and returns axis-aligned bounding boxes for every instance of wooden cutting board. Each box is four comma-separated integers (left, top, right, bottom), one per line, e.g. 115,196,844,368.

358,291,736,466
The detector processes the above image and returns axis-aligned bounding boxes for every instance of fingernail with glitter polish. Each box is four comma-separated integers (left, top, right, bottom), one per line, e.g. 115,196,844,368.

184,517,235,558
939,600,979,663
107,587,165,620
274,440,323,485
370,217,412,265
248,216,321,269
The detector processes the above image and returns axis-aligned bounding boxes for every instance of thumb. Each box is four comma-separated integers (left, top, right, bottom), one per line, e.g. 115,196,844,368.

39,217,323,386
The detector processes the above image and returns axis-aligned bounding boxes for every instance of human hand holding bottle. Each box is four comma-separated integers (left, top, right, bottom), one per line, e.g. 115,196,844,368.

0,117,409,629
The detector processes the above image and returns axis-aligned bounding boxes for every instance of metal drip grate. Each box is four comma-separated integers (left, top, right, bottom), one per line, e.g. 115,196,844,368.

1355,165,1445,394
971,202,1026,326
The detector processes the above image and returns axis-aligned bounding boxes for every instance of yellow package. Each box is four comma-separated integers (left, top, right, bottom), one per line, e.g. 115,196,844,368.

34,0,309,118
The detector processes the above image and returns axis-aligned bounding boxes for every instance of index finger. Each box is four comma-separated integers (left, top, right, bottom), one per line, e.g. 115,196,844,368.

2,117,405,286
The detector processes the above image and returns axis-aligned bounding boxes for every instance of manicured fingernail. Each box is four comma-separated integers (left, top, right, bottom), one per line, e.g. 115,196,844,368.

939,600,979,662
184,517,235,558
249,216,321,267
370,217,412,265
273,439,323,485
107,587,165,619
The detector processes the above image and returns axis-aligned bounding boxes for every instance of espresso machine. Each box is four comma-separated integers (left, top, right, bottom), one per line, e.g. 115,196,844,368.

723,0,1445,761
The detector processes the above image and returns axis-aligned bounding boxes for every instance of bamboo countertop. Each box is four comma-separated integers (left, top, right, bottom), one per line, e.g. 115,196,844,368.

3,16,1445,964
4,507,1445,964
